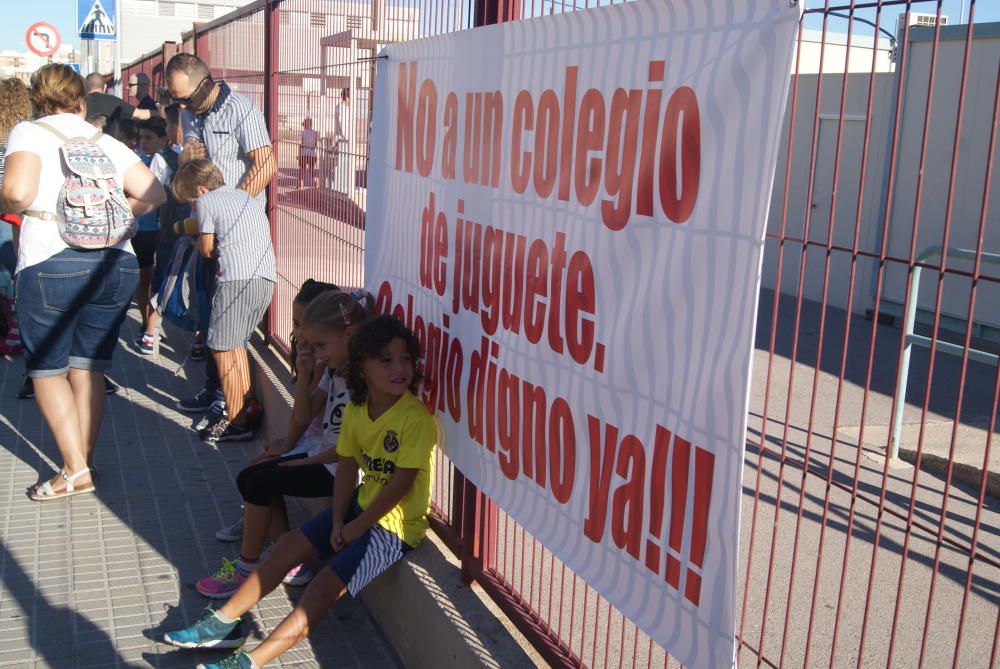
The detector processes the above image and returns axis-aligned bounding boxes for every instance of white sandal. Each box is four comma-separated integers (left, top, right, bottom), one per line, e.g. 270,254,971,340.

29,468,95,502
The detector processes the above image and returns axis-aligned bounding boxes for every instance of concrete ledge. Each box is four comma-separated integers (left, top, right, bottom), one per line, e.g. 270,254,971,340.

247,333,543,668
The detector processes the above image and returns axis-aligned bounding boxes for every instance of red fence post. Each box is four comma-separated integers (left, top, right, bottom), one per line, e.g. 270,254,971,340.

263,0,282,341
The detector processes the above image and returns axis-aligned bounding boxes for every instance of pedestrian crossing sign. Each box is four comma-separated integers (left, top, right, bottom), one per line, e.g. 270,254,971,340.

78,0,117,40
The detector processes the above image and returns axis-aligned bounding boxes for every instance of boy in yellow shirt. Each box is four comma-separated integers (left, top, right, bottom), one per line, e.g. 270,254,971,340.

162,315,436,669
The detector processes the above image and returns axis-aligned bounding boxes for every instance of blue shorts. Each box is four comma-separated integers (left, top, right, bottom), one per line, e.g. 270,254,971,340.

16,248,139,377
299,500,412,596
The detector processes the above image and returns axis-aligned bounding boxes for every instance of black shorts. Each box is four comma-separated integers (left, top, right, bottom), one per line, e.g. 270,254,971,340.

132,230,158,269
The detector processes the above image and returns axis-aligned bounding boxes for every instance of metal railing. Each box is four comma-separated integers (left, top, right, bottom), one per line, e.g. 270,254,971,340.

890,245,1000,460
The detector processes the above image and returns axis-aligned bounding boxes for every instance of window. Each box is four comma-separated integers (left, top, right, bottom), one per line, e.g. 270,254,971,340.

310,12,325,27
158,1,175,17
197,3,214,19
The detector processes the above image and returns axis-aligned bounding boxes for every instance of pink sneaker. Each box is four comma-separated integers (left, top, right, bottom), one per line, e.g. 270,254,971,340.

196,558,247,599
282,563,314,586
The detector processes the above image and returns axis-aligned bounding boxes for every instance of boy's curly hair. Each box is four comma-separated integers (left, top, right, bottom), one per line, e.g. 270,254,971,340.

345,315,422,405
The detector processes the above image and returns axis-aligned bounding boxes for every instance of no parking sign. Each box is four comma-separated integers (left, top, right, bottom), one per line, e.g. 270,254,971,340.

25,22,61,58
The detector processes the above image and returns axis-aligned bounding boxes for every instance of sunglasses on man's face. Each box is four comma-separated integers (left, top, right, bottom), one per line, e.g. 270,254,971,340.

173,76,211,106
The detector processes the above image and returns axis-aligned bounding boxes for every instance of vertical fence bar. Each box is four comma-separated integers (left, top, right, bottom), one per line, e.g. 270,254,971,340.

263,0,281,342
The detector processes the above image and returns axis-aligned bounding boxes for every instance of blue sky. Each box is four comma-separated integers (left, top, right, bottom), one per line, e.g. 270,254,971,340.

2,0,1000,54
2,0,82,52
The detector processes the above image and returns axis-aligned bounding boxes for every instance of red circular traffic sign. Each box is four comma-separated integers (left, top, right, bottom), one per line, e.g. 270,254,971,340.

25,22,62,58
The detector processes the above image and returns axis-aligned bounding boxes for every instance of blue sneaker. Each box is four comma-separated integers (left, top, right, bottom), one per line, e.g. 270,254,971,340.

196,650,258,669
162,608,246,649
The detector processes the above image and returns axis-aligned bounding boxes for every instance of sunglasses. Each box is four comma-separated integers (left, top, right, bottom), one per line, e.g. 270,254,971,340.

172,76,212,106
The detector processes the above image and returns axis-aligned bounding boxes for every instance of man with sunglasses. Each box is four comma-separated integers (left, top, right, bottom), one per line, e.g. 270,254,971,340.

165,54,275,205
165,52,276,438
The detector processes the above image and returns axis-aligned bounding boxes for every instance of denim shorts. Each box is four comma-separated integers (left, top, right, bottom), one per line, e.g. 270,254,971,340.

16,248,140,377
299,500,412,597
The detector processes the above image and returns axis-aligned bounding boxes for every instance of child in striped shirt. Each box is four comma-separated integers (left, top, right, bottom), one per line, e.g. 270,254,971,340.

172,159,276,443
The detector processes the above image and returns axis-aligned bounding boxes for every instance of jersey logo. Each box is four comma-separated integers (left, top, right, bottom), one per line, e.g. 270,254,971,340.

383,430,400,453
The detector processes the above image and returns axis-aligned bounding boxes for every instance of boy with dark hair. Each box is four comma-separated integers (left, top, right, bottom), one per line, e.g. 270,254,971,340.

134,117,170,353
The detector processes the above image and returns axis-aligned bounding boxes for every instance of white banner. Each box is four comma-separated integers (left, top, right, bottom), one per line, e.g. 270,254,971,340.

366,2,798,667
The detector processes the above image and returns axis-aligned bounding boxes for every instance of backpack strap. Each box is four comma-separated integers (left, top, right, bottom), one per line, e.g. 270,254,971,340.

21,210,59,222
33,121,71,144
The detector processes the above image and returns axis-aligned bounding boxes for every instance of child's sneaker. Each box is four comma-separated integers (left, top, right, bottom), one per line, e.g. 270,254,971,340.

216,516,244,542
201,418,253,444
282,562,314,586
196,649,258,669
163,607,246,649
196,558,248,599
137,332,157,355
178,389,216,413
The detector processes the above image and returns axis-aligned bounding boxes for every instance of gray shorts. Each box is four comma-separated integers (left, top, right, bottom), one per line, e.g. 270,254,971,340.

206,277,274,351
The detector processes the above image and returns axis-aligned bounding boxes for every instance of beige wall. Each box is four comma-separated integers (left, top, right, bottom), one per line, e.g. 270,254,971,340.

764,23,1000,335
880,25,1000,332
761,71,896,315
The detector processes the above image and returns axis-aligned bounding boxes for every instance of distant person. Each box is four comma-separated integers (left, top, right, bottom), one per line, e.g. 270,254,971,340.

84,72,151,139
166,52,275,432
0,64,165,501
333,87,353,193
128,72,159,116
171,159,275,443
298,117,318,189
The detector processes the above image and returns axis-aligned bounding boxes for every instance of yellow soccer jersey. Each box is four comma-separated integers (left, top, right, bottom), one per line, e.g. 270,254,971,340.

337,391,437,547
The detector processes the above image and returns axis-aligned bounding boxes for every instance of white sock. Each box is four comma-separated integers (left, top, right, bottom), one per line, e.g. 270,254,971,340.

212,609,239,624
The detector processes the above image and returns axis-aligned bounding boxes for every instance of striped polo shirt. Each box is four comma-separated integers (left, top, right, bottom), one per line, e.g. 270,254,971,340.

196,186,276,283
181,82,270,205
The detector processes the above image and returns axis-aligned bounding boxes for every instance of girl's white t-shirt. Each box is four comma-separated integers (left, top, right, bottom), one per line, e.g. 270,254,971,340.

5,114,141,274
288,368,349,475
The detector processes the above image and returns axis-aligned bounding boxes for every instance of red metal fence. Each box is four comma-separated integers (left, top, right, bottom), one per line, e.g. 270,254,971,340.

122,0,1000,666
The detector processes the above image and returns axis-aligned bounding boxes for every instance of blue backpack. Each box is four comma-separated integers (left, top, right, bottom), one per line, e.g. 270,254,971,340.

154,236,211,332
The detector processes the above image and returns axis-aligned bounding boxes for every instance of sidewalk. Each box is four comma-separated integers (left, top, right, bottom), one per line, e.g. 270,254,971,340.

0,313,400,669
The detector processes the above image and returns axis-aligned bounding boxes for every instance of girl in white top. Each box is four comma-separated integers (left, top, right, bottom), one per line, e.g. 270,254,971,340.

0,64,165,501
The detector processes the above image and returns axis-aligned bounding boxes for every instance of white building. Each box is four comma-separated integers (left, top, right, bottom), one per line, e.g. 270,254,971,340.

120,0,246,64
0,47,82,84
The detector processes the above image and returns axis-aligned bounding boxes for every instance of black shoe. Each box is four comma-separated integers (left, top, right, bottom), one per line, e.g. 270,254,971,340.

104,377,119,395
201,418,253,444
190,343,206,362
16,377,33,400
178,389,216,413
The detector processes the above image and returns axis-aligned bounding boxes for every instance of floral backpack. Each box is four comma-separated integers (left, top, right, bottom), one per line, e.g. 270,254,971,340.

24,122,136,249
